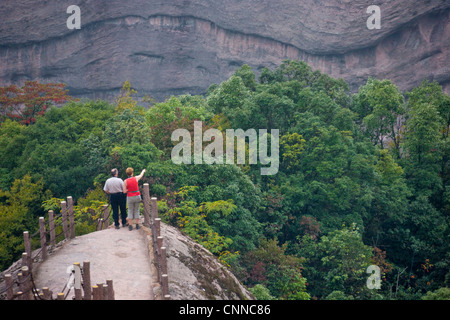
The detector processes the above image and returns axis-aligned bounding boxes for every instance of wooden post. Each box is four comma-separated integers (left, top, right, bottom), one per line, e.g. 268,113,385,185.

67,196,75,239
102,204,110,229
57,292,65,300
5,274,13,300
155,218,161,238
21,266,32,300
161,274,169,297
73,262,82,300
97,218,104,231
157,236,163,253
161,247,168,275
61,200,69,239
154,218,161,252
164,295,171,300
151,197,158,220
42,287,52,300
93,285,103,300
92,286,98,300
21,252,28,267
83,260,91,300
17,272,23,299
48,210,56,246
23,231,32,270
39,217,48,260
106,279,115,300
143,184,151,227
102,284,109,300
18,268,30,300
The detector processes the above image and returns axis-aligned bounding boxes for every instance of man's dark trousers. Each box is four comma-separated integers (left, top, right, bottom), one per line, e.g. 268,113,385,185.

110,192,127,227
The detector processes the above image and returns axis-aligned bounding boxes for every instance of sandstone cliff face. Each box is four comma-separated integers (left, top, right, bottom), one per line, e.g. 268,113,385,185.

0,1,448,100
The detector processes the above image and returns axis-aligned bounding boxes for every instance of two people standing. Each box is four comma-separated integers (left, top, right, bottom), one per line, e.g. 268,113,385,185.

103,167,146,230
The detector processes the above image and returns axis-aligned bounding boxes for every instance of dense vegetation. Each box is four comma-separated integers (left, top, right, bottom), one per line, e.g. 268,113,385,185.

0,61,448,300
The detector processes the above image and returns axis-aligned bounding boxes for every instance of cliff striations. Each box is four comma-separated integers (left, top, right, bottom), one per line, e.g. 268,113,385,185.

0,0,448,100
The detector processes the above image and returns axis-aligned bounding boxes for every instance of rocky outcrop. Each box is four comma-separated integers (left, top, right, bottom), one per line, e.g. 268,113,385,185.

160,223,253,300
0,1,448,100
1,220,253,300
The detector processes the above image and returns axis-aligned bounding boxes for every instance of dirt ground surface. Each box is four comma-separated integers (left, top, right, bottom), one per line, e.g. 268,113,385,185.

33,220,156,300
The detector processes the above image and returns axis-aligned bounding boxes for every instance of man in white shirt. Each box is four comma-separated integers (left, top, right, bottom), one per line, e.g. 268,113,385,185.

103,168,128,229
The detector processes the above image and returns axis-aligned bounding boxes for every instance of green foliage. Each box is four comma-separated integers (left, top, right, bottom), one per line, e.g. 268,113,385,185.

0,204,27,270
402,102,442,196
239,238,309,300
161,186,235,255
421,287,450,300
146,95,212,157
352,78,405,150
0,61,448,302
114,81,141,114
0,175,51,270
326,291,355,300
293,224,373,299
249,284,275,300
0,100,115,199
280,132,306,173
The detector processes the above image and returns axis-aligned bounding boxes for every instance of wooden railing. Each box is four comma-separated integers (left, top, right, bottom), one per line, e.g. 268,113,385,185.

142,183,170,300
0,183,170,300
0,197,113,300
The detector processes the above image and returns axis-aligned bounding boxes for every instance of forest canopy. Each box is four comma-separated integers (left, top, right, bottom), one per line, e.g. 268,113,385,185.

0,61,448,300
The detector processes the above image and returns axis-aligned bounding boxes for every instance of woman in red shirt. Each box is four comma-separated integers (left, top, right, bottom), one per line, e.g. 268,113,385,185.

123,167,146,230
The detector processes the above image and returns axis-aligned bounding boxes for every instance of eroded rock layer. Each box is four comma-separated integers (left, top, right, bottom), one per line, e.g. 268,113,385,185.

0,1,448,100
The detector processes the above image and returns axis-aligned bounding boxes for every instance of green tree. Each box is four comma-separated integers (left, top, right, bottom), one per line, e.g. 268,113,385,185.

352,78,405,152
422,287,450,300
249,284,275,300
294,224,373,299
242,238,309,300
10,100,115,198
174,164,262,253
207,76,263,130
114,81,140,114
280,132,306,173
0,175,52,270
160,186,235,255
402,102,442,197
146,95,212,157
0,119,27,189
233,64,257,91
406,80,449,210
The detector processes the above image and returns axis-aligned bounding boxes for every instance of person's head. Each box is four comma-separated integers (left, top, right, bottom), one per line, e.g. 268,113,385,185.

126,167,134,177
111,168,118,177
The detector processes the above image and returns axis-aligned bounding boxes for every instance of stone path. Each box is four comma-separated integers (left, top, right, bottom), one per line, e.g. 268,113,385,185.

33,222,155,300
